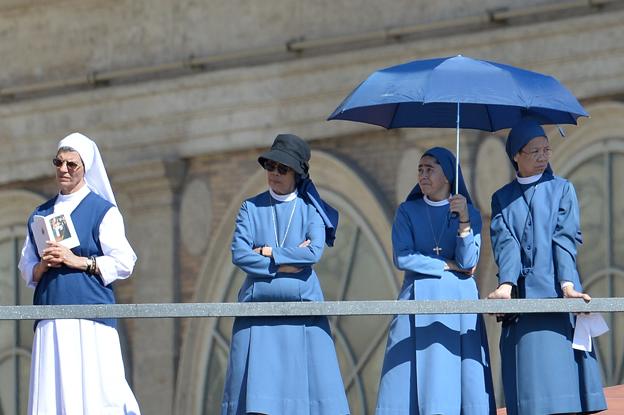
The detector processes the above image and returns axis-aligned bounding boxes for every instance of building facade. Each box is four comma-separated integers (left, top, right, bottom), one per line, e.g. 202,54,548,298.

1,1,624,413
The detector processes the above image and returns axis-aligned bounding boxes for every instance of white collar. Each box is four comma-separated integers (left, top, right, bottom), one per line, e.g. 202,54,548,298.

516,173,543,185
424,195,449,207
269,188,298,202
57,182,90,202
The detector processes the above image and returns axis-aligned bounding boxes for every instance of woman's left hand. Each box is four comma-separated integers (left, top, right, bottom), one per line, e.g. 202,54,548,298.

41,241,82,270
449,194,469,222
563,284,592,302
446,260,476,275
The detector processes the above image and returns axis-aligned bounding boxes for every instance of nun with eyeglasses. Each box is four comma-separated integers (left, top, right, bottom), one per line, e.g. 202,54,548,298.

376,147,496,415
221,134,350,415
487,118,607,414
18,133,140,414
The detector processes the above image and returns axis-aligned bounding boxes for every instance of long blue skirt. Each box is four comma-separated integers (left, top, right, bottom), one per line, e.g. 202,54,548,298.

376,273,496,415
221,316,350,415
500,313,607,415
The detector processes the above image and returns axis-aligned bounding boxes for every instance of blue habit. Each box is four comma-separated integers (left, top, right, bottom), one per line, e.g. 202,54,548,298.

491,173,607,414
222,191,350,415
376,198,495,415
27,192,116,328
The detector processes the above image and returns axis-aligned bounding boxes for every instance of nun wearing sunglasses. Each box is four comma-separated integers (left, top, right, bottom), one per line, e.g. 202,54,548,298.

18,133,140,414
221,134,350,415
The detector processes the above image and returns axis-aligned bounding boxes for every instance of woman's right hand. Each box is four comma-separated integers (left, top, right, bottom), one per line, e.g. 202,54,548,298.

487,283,513,300
487,283,514,319
41,243,64,268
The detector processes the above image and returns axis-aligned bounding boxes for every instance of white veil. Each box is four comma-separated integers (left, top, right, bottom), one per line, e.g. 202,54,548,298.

57,132,117,206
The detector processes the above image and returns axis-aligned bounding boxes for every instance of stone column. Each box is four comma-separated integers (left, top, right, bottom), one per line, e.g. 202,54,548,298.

112,159,186,414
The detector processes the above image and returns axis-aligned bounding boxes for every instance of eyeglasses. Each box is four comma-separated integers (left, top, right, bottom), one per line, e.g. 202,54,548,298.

263,160,291,175
52,158,82,171
520,147,552,160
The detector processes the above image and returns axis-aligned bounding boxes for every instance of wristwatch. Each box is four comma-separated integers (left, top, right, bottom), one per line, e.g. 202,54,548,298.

85,257,94,273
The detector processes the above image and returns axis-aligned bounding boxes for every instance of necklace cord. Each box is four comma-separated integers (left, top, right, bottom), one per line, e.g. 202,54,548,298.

425,204,448,255
271,196,298,247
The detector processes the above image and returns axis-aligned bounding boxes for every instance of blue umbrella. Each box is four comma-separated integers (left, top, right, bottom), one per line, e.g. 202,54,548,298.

328,55,588,193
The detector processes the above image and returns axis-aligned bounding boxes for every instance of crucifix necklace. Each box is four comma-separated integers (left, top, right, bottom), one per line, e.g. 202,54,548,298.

425,203,447,255
270,197,297,247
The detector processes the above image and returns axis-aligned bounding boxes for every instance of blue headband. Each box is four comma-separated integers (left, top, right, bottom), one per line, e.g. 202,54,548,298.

405,147,473,204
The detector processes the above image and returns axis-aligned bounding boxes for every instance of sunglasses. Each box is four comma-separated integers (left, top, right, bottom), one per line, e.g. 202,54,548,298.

52,158,82,171
263,160,291,175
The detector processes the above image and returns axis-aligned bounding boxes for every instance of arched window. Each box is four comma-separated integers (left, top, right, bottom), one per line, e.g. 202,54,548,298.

175,151,397,415
0,191,44,415
564,141,624,386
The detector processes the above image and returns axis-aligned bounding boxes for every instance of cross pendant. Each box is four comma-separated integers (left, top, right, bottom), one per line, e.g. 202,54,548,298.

433,246,442,255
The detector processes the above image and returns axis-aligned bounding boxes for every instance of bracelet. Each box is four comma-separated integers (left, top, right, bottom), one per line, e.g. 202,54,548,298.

85,256,97,275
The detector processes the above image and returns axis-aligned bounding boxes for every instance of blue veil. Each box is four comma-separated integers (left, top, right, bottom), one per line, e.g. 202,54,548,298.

505,117,553,174
405,147,473,204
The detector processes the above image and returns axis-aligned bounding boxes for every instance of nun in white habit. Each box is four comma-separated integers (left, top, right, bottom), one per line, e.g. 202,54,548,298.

18,133,141,414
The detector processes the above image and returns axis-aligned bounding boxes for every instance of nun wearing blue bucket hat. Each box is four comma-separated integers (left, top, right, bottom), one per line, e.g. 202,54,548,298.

487,118,607,414
376,147,496,415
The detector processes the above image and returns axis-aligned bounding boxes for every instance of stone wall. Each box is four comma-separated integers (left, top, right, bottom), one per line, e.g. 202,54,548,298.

2,1,624,413
2,0,556,86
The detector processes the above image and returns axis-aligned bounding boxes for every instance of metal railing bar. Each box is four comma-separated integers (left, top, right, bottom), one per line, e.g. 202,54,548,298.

1,298,623,320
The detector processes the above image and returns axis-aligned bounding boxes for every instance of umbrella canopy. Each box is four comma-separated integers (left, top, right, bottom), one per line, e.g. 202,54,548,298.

328,55,588,130
328,55,588,195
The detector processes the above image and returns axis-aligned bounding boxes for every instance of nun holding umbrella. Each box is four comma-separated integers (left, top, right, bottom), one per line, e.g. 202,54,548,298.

221,133,350,415
18,133,140,414
376,146,496,414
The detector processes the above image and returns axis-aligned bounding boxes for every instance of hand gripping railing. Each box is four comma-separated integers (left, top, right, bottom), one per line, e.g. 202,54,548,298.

1,298,623,320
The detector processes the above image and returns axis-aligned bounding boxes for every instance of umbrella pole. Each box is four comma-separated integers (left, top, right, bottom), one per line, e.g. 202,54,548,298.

456,101,460,195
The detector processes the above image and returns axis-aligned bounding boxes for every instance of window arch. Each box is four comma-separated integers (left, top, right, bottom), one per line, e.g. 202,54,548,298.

175,150,398,415
0,190,45,415
553,101,624,386
560,140,624,385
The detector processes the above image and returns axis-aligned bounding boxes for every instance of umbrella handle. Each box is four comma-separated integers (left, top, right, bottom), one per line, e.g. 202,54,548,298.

456,101,460,196
451,101,460,219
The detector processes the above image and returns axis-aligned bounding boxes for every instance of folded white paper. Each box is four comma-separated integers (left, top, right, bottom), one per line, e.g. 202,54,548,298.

572,314,609,352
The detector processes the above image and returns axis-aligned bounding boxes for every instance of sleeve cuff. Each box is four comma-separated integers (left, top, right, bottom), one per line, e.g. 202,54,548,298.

271,248,285,266
457,226,472,237
96,256,121,286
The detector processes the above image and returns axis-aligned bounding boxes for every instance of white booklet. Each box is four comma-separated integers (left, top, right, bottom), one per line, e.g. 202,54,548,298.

572,313,609,352
30,212,80,256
